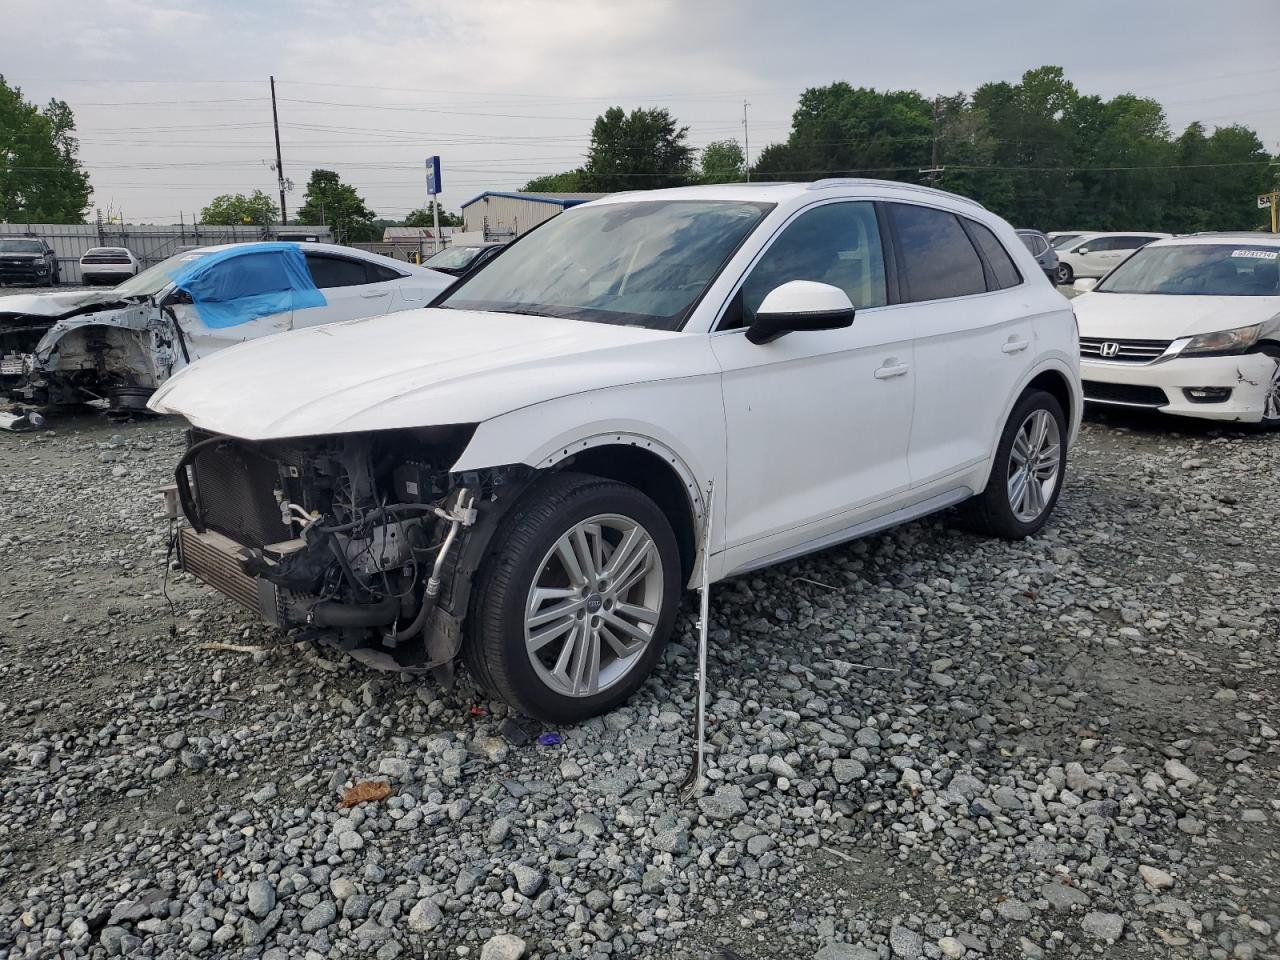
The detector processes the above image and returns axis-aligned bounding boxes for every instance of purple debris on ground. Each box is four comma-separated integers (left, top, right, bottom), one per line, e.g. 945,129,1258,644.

537,732,563,747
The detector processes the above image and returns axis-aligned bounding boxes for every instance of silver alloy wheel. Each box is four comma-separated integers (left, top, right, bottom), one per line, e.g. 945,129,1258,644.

523,513,664,698
1007,408,1062,523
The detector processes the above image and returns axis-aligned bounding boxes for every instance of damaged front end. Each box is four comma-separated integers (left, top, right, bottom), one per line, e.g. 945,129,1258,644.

168,425,530,678
2,294,171,413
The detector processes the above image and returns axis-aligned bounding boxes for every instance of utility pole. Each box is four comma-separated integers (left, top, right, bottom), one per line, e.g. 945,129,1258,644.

920,96,944,185
270,76,288,225
742,100,751,182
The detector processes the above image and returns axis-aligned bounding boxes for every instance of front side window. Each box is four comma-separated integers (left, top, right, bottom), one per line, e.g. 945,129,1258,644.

306,254,371,288
728,202,887,329
1051,234,1083,250
439,199,772,331
889,203,987,302
1095,244,1280,296
968,222,1022,289
116,250,209,297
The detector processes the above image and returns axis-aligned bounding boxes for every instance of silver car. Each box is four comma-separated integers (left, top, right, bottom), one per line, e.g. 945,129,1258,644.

1017,229,1059,285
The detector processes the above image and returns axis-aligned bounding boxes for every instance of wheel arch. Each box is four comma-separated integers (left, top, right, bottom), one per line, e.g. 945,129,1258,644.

538,435,704,585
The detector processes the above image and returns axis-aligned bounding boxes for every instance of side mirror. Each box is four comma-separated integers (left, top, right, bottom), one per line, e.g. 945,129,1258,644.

1073,278,1097,293
746,280,855,345
1076,247,1090,255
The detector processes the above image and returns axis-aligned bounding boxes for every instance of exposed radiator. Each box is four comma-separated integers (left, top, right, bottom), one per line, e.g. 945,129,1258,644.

177,526,279,625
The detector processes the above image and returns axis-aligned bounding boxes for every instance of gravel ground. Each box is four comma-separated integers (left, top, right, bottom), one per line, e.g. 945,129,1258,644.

0,407,1276,960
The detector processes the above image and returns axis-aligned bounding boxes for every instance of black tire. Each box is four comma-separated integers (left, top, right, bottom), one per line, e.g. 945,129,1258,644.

1252,344,1280,432
960,389,1067,539
465,471,682,722
51,266,60,286
1055,263,1072,285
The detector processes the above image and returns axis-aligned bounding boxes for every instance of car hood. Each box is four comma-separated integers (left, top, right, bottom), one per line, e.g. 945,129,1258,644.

0,290,128,319
1073,292,1280,341
149,307,697,440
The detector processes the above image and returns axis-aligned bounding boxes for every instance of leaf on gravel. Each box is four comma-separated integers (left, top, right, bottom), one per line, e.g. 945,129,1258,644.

339,780,391,808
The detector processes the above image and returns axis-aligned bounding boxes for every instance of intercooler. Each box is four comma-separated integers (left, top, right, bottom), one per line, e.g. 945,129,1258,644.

177,526,282,626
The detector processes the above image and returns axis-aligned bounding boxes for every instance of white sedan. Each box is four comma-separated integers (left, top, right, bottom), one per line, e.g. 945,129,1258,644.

1074,233,1280,427
2,242,452,414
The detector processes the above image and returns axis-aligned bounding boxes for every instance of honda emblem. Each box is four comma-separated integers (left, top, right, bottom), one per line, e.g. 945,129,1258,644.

1099,341,1120,358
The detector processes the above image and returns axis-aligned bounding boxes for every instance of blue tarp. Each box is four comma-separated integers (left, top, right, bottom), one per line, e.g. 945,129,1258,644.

166,243,327,329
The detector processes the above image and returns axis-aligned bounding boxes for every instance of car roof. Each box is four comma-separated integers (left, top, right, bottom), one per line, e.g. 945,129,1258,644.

582,178,987,211
1150,233,1280,248
179,241,437,275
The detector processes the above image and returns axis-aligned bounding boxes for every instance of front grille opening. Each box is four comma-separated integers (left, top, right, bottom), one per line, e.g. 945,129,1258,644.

1082,381,1169,407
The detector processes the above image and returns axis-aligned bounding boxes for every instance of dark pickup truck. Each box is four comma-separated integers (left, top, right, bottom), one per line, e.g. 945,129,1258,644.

0,238,61,286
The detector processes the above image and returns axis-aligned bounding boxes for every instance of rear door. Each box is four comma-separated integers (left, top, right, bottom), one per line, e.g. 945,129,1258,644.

301,252,402,325
888,203,1036,488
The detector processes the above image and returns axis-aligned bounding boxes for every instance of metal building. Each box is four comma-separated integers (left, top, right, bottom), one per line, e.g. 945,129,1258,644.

460,192,607,240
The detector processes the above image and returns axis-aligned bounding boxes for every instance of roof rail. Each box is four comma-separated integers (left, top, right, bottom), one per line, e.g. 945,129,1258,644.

805,178,986,209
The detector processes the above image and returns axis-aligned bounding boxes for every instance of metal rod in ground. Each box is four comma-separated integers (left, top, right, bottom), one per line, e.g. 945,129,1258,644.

679,481,715,803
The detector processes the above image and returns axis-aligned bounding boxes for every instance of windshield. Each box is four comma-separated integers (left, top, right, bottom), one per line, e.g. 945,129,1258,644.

1095,244,1280,296
425,246,486,271
438,199,773,330
112,250,209,297
1051,234,1084,250
0,239,44,254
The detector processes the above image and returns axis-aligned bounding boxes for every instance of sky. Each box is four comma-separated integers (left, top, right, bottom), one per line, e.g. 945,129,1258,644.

5,0,1280,225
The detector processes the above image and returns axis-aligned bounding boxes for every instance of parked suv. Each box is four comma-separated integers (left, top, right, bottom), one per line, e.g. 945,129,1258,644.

152,180,1081,722
0,237,60,286
1016,229,1059,284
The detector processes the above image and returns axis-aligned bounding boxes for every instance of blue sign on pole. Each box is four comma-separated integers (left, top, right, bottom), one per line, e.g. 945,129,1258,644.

425,156,442,196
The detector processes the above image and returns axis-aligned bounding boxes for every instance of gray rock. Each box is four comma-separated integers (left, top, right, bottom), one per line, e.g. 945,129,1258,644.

890,924,924,959
1081,912,1124,941
480,933,527,960
815,945,878,960
300,900,337,933
511,863,544,897
1041,882,1090,911
407,898,443,932
246,879,275,919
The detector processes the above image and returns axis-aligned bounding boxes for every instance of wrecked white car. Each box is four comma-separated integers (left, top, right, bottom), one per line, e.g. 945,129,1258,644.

152,181,1080,722
1,242,451,415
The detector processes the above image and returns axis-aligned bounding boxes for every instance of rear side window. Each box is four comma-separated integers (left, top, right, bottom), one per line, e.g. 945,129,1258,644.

367,262,405,283
305,254,370,288
888,203,987,302
968,221,1022,289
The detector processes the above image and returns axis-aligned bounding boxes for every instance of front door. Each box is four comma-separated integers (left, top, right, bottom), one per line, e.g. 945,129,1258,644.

710,200,915,572
300,252,404,326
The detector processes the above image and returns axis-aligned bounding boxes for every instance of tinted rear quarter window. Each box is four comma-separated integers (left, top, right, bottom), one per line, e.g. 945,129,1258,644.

889,203,987,302
306,254,371,288
367,262,405,283
968,221,1022,289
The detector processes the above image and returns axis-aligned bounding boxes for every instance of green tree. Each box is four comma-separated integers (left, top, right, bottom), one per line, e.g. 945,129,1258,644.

521,170,585,192
403,202,462,228
581,107,693,191
199,189,279,225
698,140,745,184
296,169,377,242
751,82,933,182
0,75,91,222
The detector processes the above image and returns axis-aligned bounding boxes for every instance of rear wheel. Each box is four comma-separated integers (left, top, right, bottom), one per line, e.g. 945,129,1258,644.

1055,263,1073,285
466,471,681,722
961,389,1067,539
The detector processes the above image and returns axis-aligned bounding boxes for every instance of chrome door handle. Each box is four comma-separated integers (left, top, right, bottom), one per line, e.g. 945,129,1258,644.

1001,338,1029,354
360,289,390,298
874,362,910,380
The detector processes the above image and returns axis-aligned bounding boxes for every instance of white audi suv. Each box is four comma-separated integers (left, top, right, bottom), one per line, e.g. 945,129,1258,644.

150,180,1081,721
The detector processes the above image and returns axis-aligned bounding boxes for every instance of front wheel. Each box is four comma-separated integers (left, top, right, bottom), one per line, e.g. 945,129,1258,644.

1254,345,1280,431
466,471,682,722
960,389,1067,539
